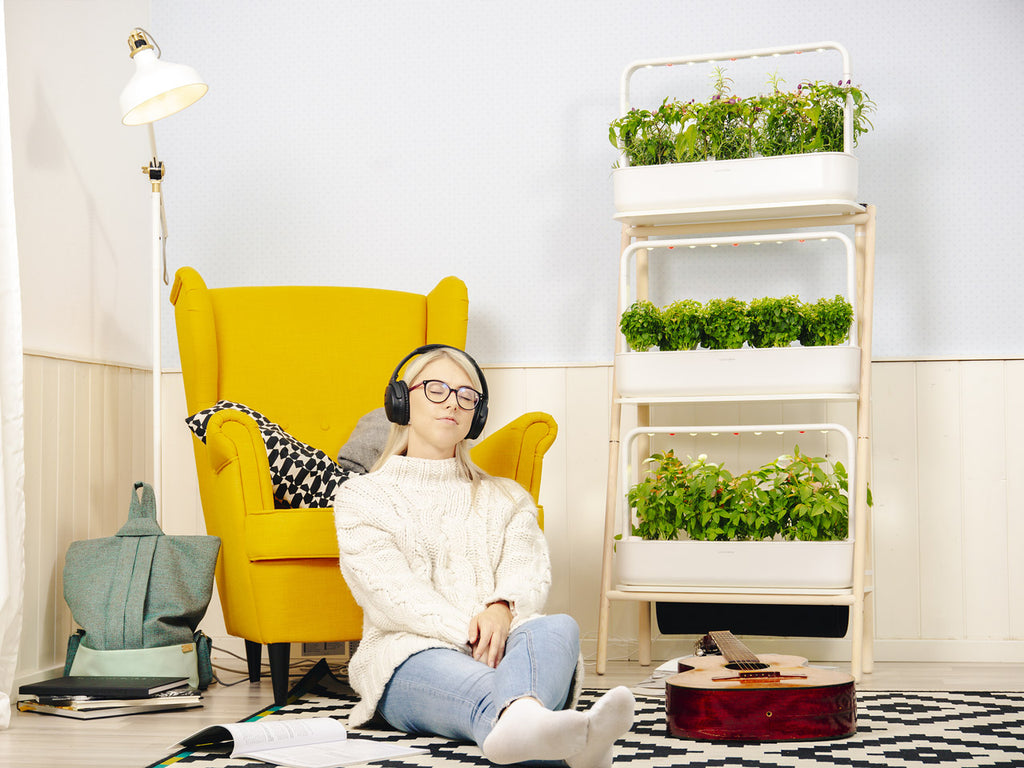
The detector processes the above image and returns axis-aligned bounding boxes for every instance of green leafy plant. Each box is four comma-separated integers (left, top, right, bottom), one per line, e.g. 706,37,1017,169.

800,295,855,346
747,295,804,348
660,299,704,351
799,79,875,152
752,73,809,157
750,447,851,541
620,295,853,350
627,446,862,542
700,297,749,350
607,98,690,167
619,300,664,351
609,70,874,167
683,68,756,162
627,452,730,541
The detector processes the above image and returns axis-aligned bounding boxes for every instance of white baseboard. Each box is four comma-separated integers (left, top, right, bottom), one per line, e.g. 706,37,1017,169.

869,638,1024,664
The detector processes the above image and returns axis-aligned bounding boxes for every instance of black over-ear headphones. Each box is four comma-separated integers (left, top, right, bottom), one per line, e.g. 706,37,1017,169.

384,344,489,440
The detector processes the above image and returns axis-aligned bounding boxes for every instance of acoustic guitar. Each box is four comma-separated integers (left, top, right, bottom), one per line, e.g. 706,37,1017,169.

665,630,856,742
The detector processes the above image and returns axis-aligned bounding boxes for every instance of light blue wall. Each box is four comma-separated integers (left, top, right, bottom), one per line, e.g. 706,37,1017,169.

152,0,1024,365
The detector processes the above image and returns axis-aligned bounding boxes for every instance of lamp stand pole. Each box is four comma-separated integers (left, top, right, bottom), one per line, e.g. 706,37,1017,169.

120,28,206,517
146,125,165,512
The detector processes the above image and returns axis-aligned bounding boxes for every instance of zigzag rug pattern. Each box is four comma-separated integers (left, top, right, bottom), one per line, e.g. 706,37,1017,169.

149,661,1024,768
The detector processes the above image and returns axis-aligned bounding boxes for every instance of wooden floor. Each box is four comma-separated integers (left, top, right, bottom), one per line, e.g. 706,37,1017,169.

3,655,1024,768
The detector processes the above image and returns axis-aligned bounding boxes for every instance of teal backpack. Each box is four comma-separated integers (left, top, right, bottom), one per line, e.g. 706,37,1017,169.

62,482,220,688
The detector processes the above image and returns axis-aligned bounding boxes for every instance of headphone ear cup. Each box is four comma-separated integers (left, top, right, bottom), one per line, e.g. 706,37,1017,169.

467,398,488,440
384,379,411,426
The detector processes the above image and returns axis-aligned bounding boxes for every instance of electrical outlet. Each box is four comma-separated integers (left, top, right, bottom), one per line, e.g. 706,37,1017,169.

301,641,353,657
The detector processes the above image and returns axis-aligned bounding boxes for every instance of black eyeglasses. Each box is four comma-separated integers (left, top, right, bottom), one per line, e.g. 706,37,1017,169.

410,379,482,411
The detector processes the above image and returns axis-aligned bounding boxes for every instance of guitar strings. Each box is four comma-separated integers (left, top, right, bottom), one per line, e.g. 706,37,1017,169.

713,632,766,672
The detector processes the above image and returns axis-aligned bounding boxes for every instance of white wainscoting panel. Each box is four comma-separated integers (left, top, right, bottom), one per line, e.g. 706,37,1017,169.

1006,364,1024,641
960,362,1011,640
18,355,151,682
871,362,921,640
16,356,1024,686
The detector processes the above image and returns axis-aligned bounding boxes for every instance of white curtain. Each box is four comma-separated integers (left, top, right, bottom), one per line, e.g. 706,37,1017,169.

0,4,26,730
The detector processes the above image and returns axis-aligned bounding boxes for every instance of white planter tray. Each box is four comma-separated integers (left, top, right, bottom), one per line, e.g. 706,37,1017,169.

612,152,859,224
615,538,854,590
615,345,861,399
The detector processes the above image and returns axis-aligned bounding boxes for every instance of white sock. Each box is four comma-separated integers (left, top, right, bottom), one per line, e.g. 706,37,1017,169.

566,686,636,768
481,697,589,765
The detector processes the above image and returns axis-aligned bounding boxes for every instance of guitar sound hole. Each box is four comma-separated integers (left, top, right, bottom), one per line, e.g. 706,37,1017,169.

724,661,769,671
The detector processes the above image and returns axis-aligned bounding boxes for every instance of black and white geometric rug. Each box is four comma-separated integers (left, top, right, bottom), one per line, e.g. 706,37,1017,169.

148,660,1024,768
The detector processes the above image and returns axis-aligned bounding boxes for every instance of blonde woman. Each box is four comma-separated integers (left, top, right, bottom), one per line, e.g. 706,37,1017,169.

334,345,634,767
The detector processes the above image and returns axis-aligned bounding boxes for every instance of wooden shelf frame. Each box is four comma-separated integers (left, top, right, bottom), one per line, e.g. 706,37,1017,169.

595,204,877,680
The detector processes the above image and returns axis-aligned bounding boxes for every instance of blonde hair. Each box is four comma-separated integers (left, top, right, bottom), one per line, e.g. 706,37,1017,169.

372,347,490,485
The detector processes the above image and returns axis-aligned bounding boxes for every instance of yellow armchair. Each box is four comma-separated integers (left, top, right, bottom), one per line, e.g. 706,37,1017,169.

170,267,557,704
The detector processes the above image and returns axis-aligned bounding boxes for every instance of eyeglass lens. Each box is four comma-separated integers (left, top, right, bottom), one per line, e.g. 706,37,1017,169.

420,380,480,410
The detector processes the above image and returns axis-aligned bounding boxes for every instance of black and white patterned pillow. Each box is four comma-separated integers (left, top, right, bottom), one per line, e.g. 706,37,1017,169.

185,400,351,509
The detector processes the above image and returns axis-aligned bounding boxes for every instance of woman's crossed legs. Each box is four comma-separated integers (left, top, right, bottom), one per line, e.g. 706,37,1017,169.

378,614,634,767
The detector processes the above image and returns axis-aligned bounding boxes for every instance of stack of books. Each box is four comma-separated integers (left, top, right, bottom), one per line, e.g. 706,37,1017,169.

17,675,201,719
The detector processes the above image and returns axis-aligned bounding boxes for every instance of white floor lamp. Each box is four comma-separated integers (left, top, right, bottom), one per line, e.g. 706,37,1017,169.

119,28,207,511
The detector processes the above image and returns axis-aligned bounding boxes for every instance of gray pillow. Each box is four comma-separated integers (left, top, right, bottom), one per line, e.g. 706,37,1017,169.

337,407,391,473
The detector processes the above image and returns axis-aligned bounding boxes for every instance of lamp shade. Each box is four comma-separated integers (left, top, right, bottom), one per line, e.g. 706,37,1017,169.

120,43,207,126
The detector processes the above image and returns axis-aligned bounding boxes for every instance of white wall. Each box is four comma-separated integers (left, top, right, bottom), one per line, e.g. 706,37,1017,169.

6,0,151,367
151,0,1024,365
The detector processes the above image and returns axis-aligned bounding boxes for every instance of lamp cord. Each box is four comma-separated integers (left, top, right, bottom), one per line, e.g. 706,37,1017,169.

159,191,169,285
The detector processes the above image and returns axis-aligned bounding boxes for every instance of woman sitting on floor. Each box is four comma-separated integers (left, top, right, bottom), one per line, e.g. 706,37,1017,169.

334,344,635,767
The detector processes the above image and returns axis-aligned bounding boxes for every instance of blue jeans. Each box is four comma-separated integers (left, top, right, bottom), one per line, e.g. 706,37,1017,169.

378,614,580,748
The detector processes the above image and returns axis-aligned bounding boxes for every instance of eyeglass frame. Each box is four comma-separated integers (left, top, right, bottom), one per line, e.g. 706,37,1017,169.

409,379,483,411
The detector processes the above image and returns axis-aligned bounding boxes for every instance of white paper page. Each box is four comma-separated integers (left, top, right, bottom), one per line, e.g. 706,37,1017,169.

226,717,346,754
241,737,426,768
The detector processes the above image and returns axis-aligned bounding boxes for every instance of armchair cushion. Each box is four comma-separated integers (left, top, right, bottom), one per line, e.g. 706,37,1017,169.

186,400,352,509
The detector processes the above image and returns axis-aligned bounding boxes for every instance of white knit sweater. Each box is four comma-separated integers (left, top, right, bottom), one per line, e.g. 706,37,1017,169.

333,455,554,728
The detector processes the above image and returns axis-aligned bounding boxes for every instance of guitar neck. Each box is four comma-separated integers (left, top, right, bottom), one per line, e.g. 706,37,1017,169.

709,631,760,666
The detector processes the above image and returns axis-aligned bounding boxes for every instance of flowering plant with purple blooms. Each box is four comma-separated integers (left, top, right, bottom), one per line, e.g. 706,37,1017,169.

609,69,874,166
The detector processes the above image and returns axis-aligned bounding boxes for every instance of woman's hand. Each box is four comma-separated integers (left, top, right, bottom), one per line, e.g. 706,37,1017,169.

468,601,513,668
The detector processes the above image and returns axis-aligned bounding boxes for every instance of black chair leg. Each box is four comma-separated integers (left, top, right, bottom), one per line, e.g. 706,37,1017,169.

268,642,291,705
245,639,262,683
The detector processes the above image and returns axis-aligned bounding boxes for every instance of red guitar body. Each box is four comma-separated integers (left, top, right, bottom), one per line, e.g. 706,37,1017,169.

666,631,856,742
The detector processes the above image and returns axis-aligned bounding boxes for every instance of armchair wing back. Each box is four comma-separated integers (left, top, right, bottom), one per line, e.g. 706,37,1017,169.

173,266,469,444
170,267,557,704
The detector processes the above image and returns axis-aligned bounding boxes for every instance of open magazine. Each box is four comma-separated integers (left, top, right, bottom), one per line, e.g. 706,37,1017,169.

178,717,426,768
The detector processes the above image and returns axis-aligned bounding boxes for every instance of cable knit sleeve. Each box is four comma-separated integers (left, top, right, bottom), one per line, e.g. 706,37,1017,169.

488,481,551,621
334,479,470,648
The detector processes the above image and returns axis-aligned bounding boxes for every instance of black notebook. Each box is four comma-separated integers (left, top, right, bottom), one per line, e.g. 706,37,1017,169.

19,675,189,699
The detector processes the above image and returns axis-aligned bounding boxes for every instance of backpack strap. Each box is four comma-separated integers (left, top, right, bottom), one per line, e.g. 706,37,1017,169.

116,481,164,537
107,481,162,647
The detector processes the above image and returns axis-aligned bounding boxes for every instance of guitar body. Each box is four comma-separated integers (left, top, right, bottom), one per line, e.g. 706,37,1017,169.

666,633,856,742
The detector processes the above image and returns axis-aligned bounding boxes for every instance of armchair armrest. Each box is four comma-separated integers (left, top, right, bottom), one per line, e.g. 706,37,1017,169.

472,412,558,527
203,410,341,561
205,410,277,512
